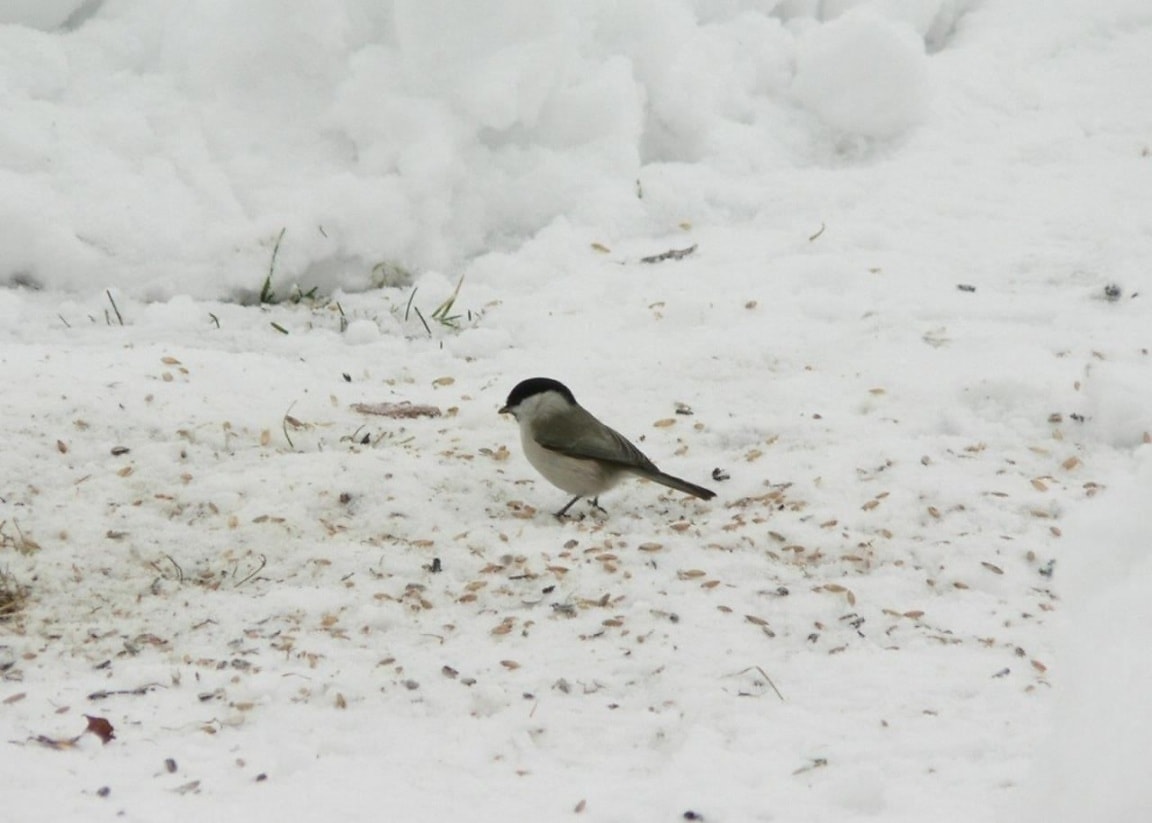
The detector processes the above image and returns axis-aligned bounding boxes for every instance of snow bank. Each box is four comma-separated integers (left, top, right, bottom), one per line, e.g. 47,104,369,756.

1023,448,1152,821
0,0,953,300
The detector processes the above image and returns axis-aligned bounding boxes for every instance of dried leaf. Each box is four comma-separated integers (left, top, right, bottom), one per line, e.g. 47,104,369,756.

432,376,455,387
1061,456,1081,471
500,660,520,670
85,715,116,744
1030,478,1049,492
677,569,707,579
638,542,664,552
745,614,770,626
653,418,676,428
981,562,1004,575
861,499,880,511
56,440,68,454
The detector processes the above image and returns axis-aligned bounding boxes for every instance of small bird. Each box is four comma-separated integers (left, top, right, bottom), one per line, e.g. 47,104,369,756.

499,377,716,517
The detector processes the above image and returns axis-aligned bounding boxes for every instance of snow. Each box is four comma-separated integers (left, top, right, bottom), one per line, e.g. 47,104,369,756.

1,1,1151,821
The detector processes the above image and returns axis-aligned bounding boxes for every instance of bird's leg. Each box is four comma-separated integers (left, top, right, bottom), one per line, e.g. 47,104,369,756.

589,497,608,514
555,495,582,518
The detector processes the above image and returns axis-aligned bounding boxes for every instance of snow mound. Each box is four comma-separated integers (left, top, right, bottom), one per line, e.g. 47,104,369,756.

792,8,931,139
0,0,953,300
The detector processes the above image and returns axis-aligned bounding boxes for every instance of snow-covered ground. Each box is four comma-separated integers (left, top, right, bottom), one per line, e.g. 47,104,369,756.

2,2,1151,821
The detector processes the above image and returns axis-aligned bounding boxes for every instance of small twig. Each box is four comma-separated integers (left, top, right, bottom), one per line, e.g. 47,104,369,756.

58,314,71,328
270,322,289,335
404,287,418,322
88,683,165,700
808,222,826,242
793,757,828,776
208,313,220,329
640,244,697,264
234,554,267,587
105,290,124,325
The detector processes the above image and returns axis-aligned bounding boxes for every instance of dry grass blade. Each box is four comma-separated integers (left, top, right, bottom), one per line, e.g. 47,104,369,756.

430,273,466,328
726,665,786,701
352,402,442,419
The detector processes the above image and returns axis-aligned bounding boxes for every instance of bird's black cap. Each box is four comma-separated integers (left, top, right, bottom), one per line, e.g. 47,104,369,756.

501,377,576,412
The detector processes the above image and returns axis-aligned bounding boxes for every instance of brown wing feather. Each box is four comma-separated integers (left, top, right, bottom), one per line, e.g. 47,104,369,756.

532,405,659,473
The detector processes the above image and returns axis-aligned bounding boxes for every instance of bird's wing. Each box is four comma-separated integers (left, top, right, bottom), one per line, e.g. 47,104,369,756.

533,407,660,473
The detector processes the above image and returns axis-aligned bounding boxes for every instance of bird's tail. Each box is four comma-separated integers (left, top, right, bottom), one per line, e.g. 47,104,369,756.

647,471,716,501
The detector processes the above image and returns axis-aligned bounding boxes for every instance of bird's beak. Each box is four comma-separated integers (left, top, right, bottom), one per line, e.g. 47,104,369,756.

498,404,510,415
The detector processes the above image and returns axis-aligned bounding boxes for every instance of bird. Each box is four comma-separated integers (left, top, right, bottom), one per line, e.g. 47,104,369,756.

499,377,717,517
